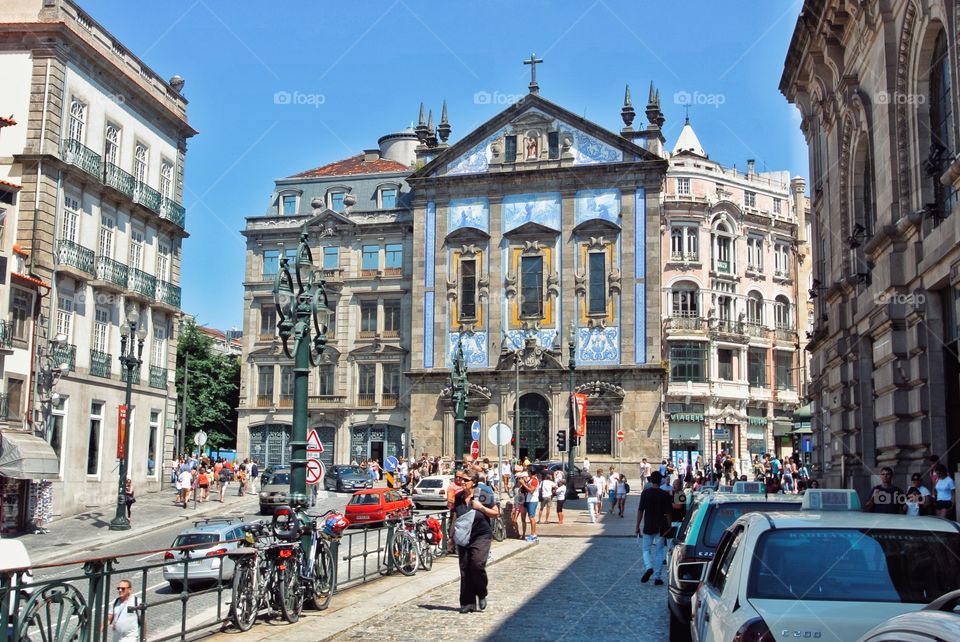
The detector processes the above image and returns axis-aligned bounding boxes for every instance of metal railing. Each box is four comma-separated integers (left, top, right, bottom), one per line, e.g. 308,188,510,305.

155,280,181,308
135,182,162,212
128,267,157,299
62,138,102,178
255,395,273,408
57,239,96,275
95,255,128,288
121,364,141,384
161,197,186,229
149,366,167,389
90,349,112,378
357,393,375,407
0,320,12,349
104,162,136,198
665,316,704,332
309,395,346,408
52,344,77,372
381,393,399,408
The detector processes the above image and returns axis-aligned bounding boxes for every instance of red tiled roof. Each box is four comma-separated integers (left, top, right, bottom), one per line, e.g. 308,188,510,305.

12,272,48,288
0,116,16,127
290,154,409,178
0,178,21,190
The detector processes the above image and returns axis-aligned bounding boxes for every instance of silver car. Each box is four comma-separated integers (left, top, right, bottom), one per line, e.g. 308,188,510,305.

162,517,255,590
259,467,291,514
412,475,453,509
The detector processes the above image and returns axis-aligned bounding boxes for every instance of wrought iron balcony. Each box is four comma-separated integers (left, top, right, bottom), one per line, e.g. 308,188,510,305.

665,316,706,332
121,364,141,384
90,350,112,378
56,239,95,275
743,322,767,338
309,395,346,408
103,162,136,199
381,393,399,408
52,344,76,372
155,280,181,308
149,366,167,389
128,267,156,299
61,138,102,178
95,256,128,288
0,321,12,349
134,181,162,212
278,395,293,408
256,395,273,408
161,197,186,229
775,327,797,342
357,393,376,407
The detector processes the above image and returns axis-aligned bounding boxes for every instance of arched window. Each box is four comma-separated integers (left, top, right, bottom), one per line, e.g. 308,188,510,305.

929,30,957,219
713,220,734,274
774,295,791,329
746,291,764,326
671,281,699,317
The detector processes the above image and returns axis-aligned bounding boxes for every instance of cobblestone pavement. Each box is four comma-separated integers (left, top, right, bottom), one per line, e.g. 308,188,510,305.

330,536,668,642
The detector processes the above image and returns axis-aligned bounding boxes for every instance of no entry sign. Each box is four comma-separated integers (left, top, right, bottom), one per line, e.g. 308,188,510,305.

470,440,480,460
306,458,324,485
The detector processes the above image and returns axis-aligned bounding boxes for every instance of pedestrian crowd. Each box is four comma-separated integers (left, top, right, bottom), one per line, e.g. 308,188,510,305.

167,453,260,508
863,455,955,517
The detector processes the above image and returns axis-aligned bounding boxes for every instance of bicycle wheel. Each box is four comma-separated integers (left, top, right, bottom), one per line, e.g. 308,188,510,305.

419,538,433,571
276,557,304,624
393,531,418,576
229,562,257,632
306,542,334,611
492,516,506,542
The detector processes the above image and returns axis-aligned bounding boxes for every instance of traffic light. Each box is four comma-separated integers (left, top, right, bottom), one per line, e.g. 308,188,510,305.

556,429,567,452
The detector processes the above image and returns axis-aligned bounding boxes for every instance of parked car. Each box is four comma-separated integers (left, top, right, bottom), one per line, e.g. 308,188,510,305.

324,465,373,492
667,490,802,640
344,488,413,526
690,489,960,642
412,475,454,509
859,589,960,641
259,466,290,514
526,462,589,492
163,517,255,591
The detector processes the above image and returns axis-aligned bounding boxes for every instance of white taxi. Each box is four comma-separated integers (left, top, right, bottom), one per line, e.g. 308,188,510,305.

690,489,960,642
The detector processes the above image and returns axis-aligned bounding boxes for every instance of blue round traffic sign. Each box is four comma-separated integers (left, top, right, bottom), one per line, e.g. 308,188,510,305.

384,456,399,472
471,420,481,441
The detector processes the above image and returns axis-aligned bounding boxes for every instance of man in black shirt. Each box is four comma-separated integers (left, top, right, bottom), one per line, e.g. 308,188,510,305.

863,467,906,514
635,471,674,585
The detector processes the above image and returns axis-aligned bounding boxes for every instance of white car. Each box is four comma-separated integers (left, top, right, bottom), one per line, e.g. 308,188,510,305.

691,489,960,642
858,589,960,641
411,475,453,509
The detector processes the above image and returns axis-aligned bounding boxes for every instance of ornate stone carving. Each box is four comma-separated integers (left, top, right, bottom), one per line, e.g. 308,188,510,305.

478,273,490,302
522,240,543,254
575,379,625,399
504,271,517,299
495,336,563,370
574,270,587,297
546,270,560,299
445,275,458,302
587,236,607,249
608,266,621,296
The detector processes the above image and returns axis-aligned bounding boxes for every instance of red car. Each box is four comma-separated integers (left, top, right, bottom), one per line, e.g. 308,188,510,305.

344,488,413,526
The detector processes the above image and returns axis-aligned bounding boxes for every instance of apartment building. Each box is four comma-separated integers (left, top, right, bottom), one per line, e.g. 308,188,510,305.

0,0,194,528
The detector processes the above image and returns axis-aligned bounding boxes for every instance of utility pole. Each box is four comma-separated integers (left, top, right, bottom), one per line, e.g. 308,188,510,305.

180,353,188,458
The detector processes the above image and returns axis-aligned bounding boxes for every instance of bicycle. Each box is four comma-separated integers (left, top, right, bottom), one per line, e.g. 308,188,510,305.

491,502,506,542
297,509,346,611
383,509,418,576
407,516,437,571
228,521,278,631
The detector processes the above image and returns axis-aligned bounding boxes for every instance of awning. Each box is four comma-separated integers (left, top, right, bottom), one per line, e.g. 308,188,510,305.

0,431,60,479
670,413,704,422
792,426,813,435
772,421,794,436
792,404,812,421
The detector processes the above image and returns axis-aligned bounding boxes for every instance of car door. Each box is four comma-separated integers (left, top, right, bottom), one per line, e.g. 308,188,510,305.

695,525,745,642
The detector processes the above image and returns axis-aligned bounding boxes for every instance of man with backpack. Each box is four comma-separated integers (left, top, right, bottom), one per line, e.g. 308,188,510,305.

106,579,143,641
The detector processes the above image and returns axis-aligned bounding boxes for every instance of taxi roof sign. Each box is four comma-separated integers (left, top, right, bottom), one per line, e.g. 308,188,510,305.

801,488,861,512
731,481,766,495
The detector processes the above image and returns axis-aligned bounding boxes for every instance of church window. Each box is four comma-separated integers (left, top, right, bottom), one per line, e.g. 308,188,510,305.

548,132,559,159
504,136,517,163
929,30,957,220
460,258,478,320
520,255,543,318
588,251,606,315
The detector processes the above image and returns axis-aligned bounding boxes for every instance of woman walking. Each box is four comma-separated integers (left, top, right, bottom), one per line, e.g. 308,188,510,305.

453,472,499,613
124,479,135,520
585,476,599,524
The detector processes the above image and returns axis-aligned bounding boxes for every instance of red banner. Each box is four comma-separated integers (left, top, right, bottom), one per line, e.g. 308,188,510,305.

117,405,127,459
571,393,588,437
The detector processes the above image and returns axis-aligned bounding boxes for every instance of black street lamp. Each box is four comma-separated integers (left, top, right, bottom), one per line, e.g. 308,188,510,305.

274,226,330,514
451,338,467,468
109,307,147,531
566,322,578,499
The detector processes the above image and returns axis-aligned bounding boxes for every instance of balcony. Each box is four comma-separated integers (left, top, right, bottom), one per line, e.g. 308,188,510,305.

103,162,136,199
316,268,342,281
256,395,273,408
90,350,112,378
0,321,12,349
57,239,95,276
358,329,376,339
714,319,742,334
381,393,399,408
155,280,181,309
161,197,186,229
309,395,346,408
668,252,699,263
357,393,375,407
743,323,767,338
51,344,76,372
775,327,797,342
121,364,141,384
62,138,102,178
383,267,402,278
94,256,128,290
278,395,293,408
128,267,157,299
134,181,162,213
382,328,400,339
149,366,167,389
359,269,378,278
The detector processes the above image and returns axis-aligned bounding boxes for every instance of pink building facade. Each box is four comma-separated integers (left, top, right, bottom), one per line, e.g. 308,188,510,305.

661,120,810,475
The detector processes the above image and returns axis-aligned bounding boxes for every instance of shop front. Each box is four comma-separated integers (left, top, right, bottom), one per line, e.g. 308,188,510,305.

350,424,404,464
791,404,813,465
746,408,768,471
713,424,738,466
772,410,794,461
669,418,703,475
0,430,60,534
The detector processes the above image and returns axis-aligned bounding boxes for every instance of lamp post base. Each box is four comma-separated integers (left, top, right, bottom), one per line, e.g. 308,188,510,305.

109,515,131,531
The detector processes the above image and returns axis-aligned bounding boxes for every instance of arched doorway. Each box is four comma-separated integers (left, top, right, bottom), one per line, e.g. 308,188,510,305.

311,425,336,472
248,424,291,468
518,394,549,461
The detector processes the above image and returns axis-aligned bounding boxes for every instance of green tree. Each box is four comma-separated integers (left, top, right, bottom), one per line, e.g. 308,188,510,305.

175,320,240,452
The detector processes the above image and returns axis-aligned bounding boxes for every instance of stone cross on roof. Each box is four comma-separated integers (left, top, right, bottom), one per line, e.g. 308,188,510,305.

524,53,543,94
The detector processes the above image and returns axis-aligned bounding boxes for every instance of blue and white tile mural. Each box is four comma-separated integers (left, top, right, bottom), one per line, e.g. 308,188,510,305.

448,197,490,234
502,192,561,232
578,326,620,365
445,127,509,176
562,127,623,165
447,331,488,368
503,328,559,352
575,189,621,226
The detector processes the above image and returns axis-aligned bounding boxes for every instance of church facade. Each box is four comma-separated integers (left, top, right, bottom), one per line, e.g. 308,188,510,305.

405,85,668,476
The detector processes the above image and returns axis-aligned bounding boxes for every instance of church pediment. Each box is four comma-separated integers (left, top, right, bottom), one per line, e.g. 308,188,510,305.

409,94,659,179
572,218,621,236
502,221,560,240
305,209,356,236
444,226,490,244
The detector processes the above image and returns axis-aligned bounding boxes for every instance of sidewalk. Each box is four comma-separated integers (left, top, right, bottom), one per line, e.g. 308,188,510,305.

22,486,259,565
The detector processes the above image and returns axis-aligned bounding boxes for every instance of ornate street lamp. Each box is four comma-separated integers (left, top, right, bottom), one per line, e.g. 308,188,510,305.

450,337,467,468
109,306,148,531
566,322,578,499
273,227,330,513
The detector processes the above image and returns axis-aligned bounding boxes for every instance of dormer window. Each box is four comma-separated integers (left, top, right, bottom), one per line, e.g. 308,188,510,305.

329,191,346,212
281,193,298,215
379,186,398,209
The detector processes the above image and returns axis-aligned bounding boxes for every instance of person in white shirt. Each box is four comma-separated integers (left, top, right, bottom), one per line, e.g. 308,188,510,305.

538,476,556,524
607,468,620,514
933,464,956,518
178,469,193,508
905,473,932,516
106,579,142,642
595,473,607,519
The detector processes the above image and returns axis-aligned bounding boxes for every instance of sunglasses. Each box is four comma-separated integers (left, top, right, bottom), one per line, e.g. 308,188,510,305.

117,587,130,591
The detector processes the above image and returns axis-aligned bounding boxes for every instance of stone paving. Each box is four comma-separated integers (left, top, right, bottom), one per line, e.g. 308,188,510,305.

330,536,668,642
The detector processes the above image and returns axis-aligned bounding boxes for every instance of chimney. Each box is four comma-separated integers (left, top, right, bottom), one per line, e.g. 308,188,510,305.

363,149,380,162
747,159,755,176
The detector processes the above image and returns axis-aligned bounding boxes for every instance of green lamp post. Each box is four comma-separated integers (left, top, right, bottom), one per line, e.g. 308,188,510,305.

273,228,330,514
566,322,578,499
451,337,468,468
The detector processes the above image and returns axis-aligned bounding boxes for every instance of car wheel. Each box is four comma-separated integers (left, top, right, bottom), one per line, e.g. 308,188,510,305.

336,481,343,492
259,505,268,515
168,580,183,593
669,609,692,642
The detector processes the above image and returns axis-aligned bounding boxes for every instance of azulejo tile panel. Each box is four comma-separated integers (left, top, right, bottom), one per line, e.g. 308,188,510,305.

445,127,508,176
503,328,559,351
502,192,562,233
448,197,490,233
575,189,621,226
577,326,620,365
561,127,623,165
423,291,435,369
446,331,488,368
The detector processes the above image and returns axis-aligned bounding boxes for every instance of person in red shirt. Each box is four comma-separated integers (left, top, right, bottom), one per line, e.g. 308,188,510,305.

518,468,540,541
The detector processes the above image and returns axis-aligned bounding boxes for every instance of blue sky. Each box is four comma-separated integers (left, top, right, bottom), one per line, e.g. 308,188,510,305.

80,0,808,331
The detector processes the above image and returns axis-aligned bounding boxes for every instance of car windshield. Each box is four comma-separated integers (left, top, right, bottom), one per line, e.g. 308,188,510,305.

703,502,800,548
748,528,960,603
350,494,381,506
172,533,219,548
265,473,290,485
336,467,362,475
417,479,444,489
